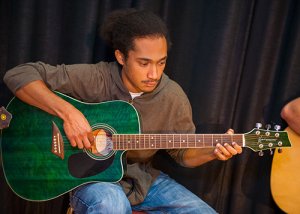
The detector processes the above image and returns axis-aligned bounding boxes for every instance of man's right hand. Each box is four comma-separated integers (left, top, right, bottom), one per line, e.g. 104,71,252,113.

62,106,94,149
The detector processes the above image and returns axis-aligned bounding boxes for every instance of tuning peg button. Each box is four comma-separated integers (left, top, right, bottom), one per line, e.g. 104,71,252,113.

256,123,262,129
259,151,264,156
265,124,271,130
274,125,281,131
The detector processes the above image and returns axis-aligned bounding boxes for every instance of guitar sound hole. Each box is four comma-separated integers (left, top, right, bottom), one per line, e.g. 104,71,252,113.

86,129,113,158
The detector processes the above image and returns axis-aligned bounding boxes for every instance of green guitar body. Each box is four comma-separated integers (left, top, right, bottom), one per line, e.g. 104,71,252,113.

0,92,140,201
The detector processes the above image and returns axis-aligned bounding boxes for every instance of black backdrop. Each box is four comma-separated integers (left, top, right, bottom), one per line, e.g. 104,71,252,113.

1,0,299,213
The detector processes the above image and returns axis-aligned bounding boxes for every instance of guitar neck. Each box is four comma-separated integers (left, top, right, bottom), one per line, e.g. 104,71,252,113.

112,134,244,150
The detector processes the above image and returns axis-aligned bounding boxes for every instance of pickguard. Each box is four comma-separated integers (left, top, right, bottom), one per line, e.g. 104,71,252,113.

68,152,115,178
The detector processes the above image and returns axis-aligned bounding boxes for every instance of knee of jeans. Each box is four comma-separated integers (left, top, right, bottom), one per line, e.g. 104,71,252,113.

71,183,131,213
99,190,130,209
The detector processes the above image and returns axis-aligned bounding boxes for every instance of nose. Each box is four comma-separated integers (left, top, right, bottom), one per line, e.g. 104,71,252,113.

147,65,158,80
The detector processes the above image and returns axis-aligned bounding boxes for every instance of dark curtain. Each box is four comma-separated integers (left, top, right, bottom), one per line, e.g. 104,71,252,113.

1,0,299,213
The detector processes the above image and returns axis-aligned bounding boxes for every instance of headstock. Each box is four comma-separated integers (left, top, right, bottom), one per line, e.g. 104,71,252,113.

244,123,291,154
0,107,12,130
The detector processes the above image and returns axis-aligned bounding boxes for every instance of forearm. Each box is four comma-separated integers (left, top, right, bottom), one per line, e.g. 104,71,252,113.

15,80,93,149
15,80,75,121
181,148,216,168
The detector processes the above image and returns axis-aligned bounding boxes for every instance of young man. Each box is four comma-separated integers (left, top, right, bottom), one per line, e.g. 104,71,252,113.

4,9,242,213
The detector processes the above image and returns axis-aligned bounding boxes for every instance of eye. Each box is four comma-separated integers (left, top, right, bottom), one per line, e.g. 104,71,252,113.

158,60,166,66
139,62,148,67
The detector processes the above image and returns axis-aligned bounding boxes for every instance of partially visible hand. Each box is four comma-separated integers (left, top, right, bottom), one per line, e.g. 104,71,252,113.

62,107,94,149
214,129,243,161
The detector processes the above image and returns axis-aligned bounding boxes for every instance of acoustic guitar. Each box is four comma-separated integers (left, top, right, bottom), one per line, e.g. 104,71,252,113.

0,92,291,201
271,127,300,213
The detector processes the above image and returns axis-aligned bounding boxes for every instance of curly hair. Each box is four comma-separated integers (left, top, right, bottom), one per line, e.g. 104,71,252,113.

100,9,171,58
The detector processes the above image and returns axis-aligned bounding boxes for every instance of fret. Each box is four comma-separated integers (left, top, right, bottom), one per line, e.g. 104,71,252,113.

120,135,124,150
161,135,167,149
155,135,160,149
179,135,181,148
213,134,222,146
130,135,134,149
181,134,188,148
223,134,231,145
195,135,202,147
221,134,223,146
132,135,135,148
166,135,171,148
127,135,130,149
133,135,137,149
145,134,149,149
125,135,129,150
172,134,175,148
203,135,208,147
150,135,155,149
135,134,139,149
122,135,125,150
188,134,195,148
123,135,126,150
174,135,180,148
116,135,119,150
129,135,133,149
117,135,120,150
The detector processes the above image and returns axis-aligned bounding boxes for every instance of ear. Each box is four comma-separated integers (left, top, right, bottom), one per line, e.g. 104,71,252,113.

115,50,125,65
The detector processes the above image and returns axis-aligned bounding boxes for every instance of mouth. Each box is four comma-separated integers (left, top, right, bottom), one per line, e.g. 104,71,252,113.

143,81,157,87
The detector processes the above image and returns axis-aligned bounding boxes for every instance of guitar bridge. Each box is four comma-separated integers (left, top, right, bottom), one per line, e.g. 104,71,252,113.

52,121,64,159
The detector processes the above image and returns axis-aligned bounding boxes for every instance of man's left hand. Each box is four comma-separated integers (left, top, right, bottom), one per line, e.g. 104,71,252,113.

214,129,243,161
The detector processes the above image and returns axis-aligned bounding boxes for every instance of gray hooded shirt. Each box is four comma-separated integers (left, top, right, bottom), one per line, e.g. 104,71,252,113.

4,61,196,205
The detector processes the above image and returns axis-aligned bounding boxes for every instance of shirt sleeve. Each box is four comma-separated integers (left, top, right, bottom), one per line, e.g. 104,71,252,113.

3,61,112,102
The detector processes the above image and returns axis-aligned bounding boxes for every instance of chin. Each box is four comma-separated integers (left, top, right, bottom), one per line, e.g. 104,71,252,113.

142,87,156,93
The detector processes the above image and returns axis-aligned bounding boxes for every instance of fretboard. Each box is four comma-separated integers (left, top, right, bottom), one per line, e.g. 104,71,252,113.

112,134,244,150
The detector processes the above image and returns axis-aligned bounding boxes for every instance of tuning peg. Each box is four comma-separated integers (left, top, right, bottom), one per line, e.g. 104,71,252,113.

270,149,273,155
265,124,271,130
256,123,262,129
274,125,281,131
259,150,264,156
278,148,282,153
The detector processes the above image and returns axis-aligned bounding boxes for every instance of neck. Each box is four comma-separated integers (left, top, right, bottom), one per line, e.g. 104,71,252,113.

112,133,244,150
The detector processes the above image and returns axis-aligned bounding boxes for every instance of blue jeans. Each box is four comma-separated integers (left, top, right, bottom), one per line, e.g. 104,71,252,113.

70,172,217,214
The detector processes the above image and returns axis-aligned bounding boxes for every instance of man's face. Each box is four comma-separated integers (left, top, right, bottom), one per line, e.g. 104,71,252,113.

120,36,168,93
